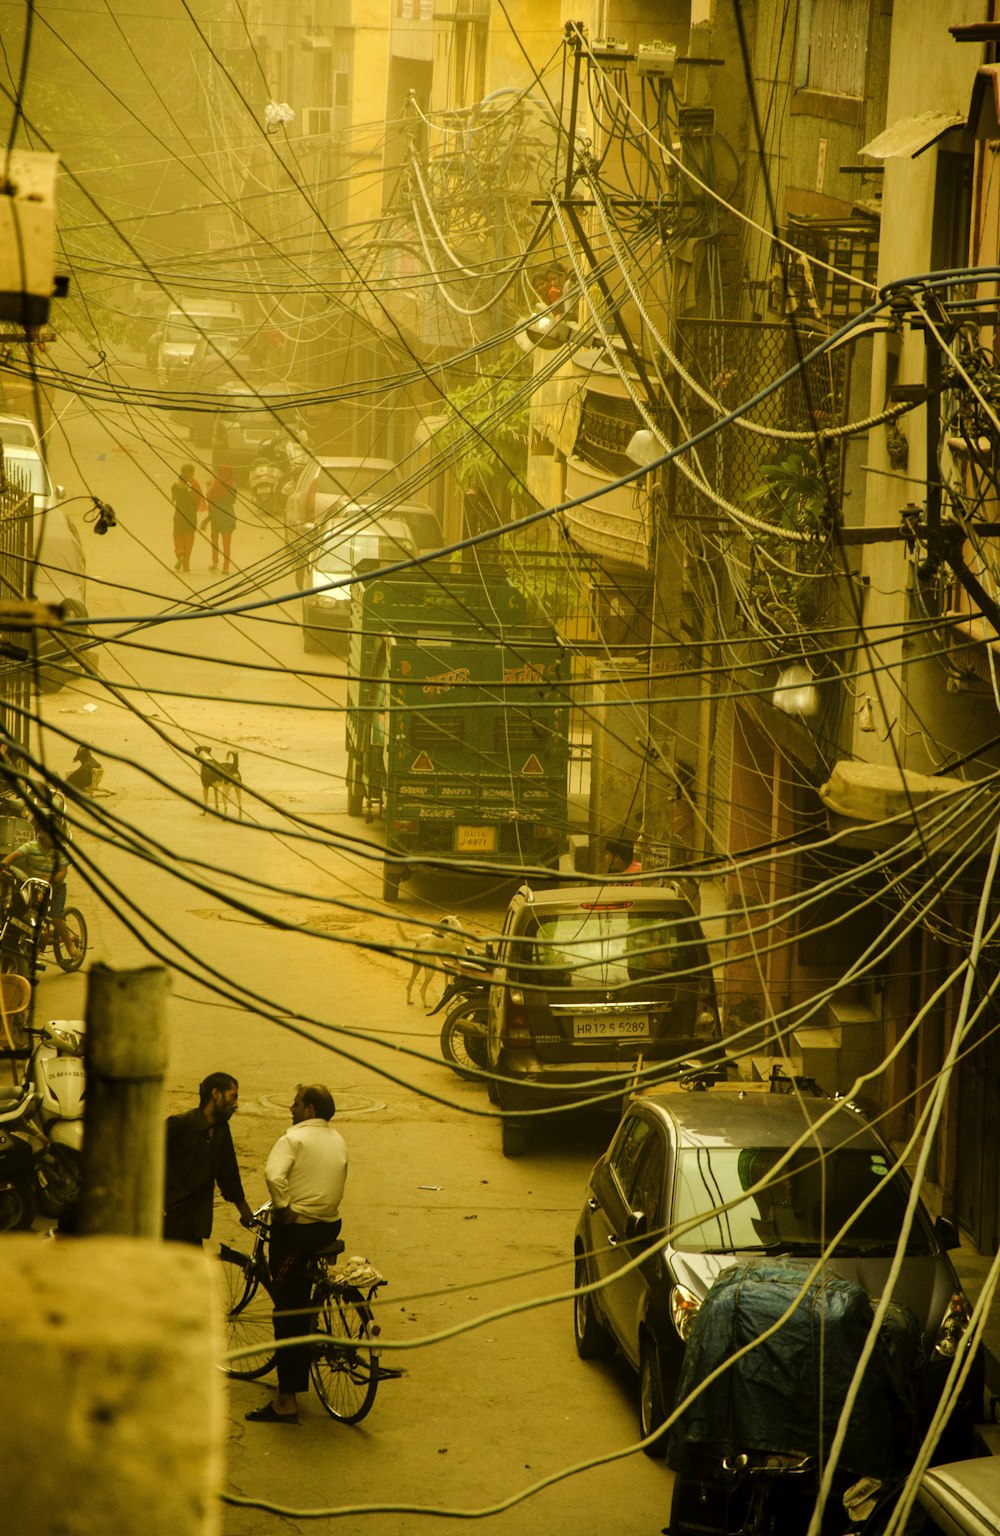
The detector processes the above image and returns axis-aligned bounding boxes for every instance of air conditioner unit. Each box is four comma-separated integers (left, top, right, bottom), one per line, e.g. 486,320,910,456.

302,107,333,137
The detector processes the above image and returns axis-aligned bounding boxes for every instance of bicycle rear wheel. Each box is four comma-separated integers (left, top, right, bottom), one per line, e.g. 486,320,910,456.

219,1245,276,1380
53,908,87,971
310,1286,379,1423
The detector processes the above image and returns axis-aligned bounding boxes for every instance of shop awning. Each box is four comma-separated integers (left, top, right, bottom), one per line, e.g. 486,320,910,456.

818,759,980,852
859,112,967,161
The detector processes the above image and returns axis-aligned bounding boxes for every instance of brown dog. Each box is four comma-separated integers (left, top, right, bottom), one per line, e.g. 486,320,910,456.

401,915,468,1007
195,746,243,818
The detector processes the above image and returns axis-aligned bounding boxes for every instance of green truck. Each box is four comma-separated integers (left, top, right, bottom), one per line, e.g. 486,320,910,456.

345,566,571,901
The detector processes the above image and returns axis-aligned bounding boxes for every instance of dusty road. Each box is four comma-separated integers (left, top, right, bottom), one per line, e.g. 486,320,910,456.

30,365,674,1534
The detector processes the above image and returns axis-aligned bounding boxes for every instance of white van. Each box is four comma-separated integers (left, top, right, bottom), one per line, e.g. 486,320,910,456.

156,299,245,388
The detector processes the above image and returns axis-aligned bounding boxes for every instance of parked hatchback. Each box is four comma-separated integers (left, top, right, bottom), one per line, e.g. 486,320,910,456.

573,1078,982,1458
284,456,400,547
301,517,415,653
486,883,720,1157
2,446,91,692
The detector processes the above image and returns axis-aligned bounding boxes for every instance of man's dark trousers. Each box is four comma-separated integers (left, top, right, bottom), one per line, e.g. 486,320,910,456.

269,1219,342,1394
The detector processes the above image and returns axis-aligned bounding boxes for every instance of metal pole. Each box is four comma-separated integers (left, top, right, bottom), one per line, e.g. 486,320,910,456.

77,963,170,1237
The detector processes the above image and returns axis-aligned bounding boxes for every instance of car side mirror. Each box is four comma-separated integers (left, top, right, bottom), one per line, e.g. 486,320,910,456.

935,1214,960,1251
624,1209,648,1243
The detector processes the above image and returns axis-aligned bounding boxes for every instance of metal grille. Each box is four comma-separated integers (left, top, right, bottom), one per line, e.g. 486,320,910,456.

775,218,879,325
576,390,643,479
671,318,847,524
411,712,467,749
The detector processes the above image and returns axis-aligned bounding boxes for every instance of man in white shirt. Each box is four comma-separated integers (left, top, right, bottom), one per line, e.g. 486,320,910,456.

245,1083,348,1424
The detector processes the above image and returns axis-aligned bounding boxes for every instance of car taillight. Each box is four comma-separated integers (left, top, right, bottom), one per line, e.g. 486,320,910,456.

934,1289,972,1358
502,989,531,1045
389,819,418,835
670,1283,701,1340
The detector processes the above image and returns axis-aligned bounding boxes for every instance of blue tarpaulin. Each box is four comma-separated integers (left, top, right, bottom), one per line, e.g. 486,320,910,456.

667,1259,923,1480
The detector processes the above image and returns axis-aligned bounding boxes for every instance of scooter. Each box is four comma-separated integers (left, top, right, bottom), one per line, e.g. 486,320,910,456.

0,1018,85,1217
429,945,495,1080
664,1259,925,1535
0,1119,42,1229
248,434,309,517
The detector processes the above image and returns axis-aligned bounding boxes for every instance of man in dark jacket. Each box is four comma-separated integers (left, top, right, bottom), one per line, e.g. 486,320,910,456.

163,1071,254,1243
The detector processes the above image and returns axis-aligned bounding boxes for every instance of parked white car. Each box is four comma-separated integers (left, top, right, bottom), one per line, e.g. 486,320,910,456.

1,444,92,692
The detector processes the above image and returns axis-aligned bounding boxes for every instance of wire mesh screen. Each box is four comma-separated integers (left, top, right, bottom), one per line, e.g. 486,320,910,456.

670,318,847,522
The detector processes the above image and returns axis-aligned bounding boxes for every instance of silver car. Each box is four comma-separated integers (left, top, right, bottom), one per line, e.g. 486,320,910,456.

574,1078,982,1458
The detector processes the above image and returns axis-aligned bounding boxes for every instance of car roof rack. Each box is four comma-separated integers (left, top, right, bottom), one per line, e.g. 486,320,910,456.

767,1064,828,1097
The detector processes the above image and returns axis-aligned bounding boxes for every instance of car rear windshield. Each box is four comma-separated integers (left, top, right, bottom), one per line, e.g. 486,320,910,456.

165,314,243,343
5,453,52,499
673,1145,933,1256
316,465,400,500
517,909,708,988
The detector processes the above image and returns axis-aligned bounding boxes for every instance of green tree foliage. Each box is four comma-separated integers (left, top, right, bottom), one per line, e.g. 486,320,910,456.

743,445,840,630
437,371,530,518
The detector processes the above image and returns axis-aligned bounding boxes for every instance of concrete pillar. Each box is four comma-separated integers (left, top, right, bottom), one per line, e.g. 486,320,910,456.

0,1237,223,1535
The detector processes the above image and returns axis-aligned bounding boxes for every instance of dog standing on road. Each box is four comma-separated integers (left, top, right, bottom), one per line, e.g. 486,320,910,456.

196,746,244,819
401,914,468,1007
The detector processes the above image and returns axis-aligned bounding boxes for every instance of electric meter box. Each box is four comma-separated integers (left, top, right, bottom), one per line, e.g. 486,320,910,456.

636,42,677,78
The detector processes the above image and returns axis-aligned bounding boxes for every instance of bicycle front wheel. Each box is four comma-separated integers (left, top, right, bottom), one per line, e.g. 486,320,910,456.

53,908,87,971
218,1246,276,1380
310,1286,379,1423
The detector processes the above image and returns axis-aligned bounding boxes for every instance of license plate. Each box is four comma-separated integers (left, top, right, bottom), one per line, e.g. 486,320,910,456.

455,826,496,853
572,1017,649,1040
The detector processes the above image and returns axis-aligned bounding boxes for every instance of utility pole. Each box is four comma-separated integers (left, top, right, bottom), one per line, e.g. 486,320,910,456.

77,963,170,1237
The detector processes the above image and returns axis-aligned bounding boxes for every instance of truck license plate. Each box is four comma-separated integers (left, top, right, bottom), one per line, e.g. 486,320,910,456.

573,1017,649,1040
455,826,496,853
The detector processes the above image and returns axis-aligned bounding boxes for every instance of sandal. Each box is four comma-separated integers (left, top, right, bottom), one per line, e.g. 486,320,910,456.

244,1401,299,1424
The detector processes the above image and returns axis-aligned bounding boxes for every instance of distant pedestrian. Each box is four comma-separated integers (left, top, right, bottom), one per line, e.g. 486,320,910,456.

163,1071,254,1244
170,462,203,573
604,837,642,877
203,463,237,574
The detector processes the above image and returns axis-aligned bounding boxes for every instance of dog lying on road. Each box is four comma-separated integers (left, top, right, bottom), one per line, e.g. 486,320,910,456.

196,746,244,819
400,915,468,1007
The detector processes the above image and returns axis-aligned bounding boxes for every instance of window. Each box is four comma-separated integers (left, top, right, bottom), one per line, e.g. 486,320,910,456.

795,0,869,99
673,1145,933,1256
610,1114,657,1195
527,909,697,988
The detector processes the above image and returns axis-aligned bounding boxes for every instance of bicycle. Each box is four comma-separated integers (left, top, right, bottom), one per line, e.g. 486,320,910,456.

0,871,88,977
218,1206,394,1424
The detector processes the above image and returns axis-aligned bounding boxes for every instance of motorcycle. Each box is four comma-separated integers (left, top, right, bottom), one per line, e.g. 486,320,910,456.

0,873,52,984
430,944,495,1081
0,1018,85,1217
664,1258,925,1536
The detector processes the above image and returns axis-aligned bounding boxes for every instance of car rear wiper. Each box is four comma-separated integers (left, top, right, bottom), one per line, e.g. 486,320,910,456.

832,1240,927,1257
